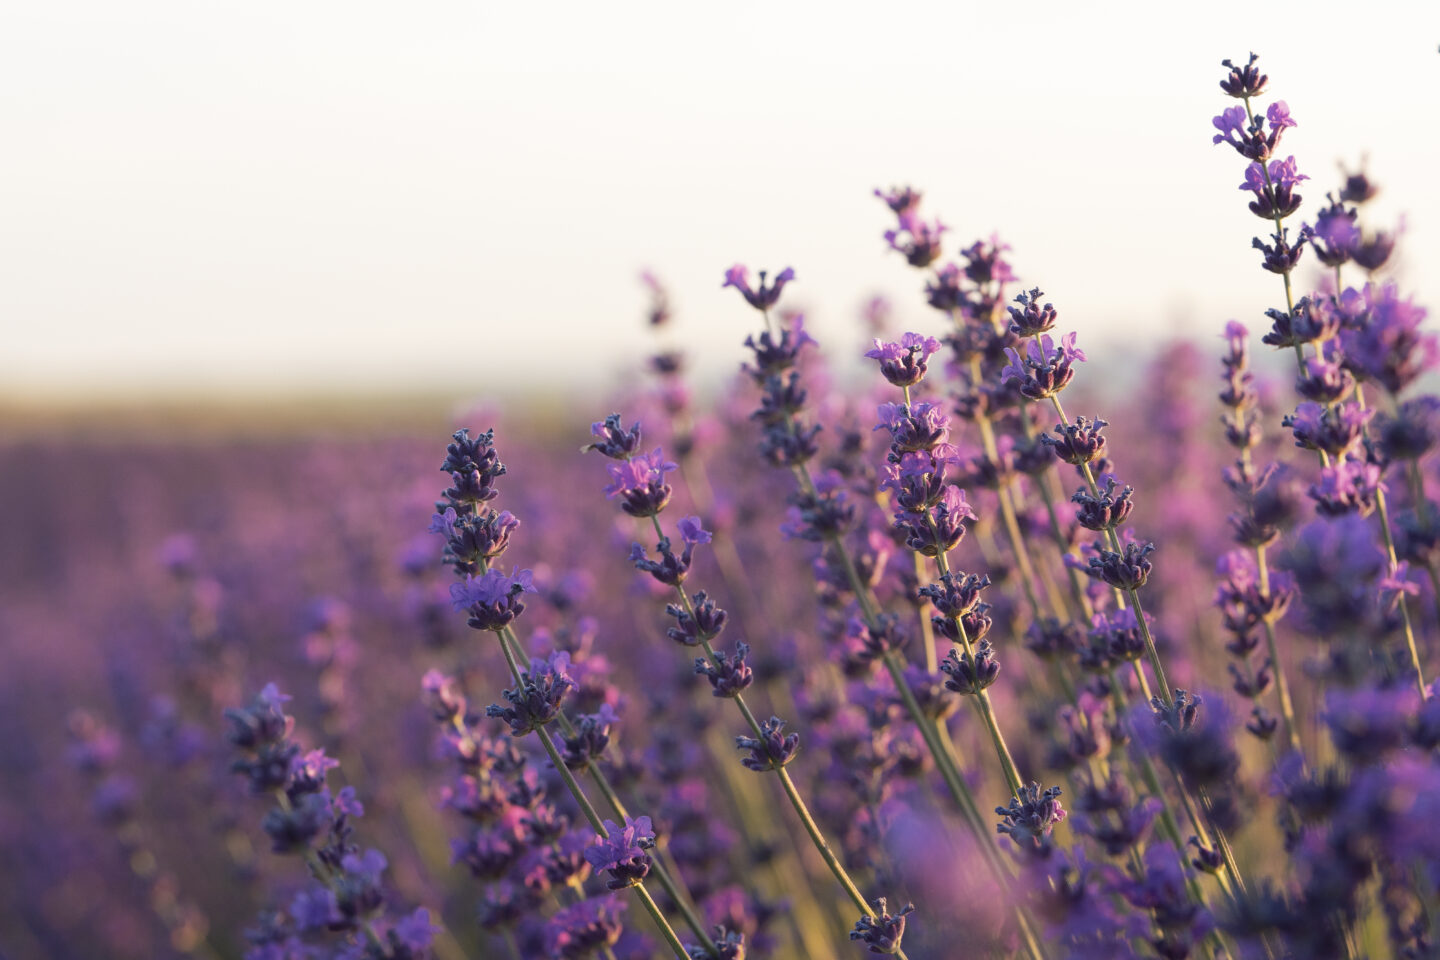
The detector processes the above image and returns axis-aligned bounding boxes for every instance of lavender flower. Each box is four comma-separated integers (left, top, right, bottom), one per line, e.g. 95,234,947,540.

940,640,1000,695
486,652,575,736
1043,416,1108,466
1309,458,1385,518
996,783,1068,859
1282,401,1371,459
1007,288,1058,338
849,898,914,955
1218,53,1267,98
735,717,800,772
665,589,728,645
695,642,754,698
1001,332,1087,400
722,265,795,312
450,566,536,631
547,897,628,958
885,215,947,268
1071,478,1136,532
865,332,942,388
583,816,655,889
603,448,678,518
585,414,644,460
1082,539,1156,591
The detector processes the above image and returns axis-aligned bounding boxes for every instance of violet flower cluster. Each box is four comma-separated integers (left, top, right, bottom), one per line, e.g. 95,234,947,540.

27,47,1440,960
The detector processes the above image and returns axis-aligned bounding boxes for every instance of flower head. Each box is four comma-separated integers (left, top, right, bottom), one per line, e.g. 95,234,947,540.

450,567,536,632
723,265,795,312
850,898,915,955
1001,332,1087,400
865,332,942,387
583,816,655,889
603,448,678,517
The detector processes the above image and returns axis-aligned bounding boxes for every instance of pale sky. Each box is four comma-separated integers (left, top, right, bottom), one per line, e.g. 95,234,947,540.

2,1,1437,402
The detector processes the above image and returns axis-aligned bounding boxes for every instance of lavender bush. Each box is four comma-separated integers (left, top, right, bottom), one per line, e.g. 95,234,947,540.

4,53,1438,960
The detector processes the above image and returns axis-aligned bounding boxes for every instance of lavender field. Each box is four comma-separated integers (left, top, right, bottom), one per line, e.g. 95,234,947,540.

5,54,1440,960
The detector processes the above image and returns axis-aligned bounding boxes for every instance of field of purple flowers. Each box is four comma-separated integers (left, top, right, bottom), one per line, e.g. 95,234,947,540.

4,55,1439,960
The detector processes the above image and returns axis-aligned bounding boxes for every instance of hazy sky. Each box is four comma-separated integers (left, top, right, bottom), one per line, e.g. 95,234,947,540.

3,1,1437,401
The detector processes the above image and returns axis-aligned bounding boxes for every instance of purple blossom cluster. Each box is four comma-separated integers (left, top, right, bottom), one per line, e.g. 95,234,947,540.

8,49,1440,960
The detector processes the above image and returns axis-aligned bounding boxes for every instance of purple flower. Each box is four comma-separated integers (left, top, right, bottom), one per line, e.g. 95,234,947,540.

665,589,728,645
290,886,340,931
1210,105,1248,148
695,641,754,698
485,651,575,736
433,507,520,574
735,716,800,772
1376,396,1440,461
878,449,957,512
676,516,712,546
850,898,914,955
1266,100,1296,131
584,414,643,460
547,897,627,957
1213,99,1293,161
1282,401,1371,459
1311,199,1361,266
941,640,1000,695
392,908,439,952
885,215,947,268
450,567,536,632
1239,157,1307,220
1219,53,1267,98
874,186,923,218
1001,332,1087,400
1082,538,1155,592
439,428,507,510
865,332,943,387
1339,283,1438,394
1252,225,1310,275
1007,287,1058,338
996,783,1067,860
893,484,977,557
630,533,702,587
1262,296,1337,349
875,401,950,452
602,448,677,518
225,683,295,750
1295,355,1354,405
559,703,620,770
1308,459,1384,518
743,314,817,380
1071,477,1136,532
584,816,655,889
1042,415,1108,466
1324,684,1420,762
961,234,1017,286
722,264,795,312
